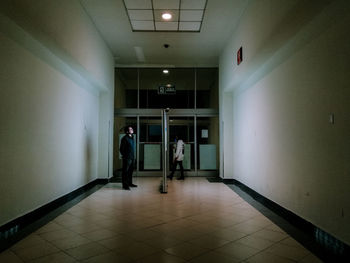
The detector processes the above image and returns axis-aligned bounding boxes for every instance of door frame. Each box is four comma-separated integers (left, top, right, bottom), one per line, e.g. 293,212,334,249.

115,108,219,177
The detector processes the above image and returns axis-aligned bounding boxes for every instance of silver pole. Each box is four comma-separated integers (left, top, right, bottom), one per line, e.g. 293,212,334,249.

161,109,169,193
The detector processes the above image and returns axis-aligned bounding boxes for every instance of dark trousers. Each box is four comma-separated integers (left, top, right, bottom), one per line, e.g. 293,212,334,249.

170,160,184,178
122,159,134,187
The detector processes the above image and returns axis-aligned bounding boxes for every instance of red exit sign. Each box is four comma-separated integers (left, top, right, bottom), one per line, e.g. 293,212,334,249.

237,47,243,65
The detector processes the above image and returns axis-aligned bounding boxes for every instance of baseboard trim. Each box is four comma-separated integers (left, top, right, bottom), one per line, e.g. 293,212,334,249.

0,178,108,252
223,179,350,262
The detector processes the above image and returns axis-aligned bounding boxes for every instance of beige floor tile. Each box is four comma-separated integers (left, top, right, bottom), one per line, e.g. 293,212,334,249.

38,229,78,242
97,234,135,250
279,237,306,248
113,241,161,260
135,251,186,263
244,251,296,263
167,228,205,241
265,243,310,261
227,221,265,235
236,235,275,250
11,234,47,250
26,251,77,263
127,229,162,241
3,178,321,263
299,253,323,263
214,242,260,261
54,214,85,227
35,222,66,234
12,242,59,261
64,242,110,260
142,236,182,250
250,229,288,242
81,251,133,263
263,224,286,234
209,228,247,241
188,251,240,263
165,242,209,260
188,234,231,249
81,229,119,241
0,250,23,263
67,222,104,235
49,234,91,250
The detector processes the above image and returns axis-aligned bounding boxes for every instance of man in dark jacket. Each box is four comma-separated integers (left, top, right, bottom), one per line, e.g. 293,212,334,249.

120,126,137,190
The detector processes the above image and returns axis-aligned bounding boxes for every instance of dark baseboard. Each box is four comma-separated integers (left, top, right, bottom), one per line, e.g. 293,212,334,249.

0,178,108,252
224,179,350,262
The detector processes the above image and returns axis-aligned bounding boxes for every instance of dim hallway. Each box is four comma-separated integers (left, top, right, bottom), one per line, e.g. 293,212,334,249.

0,177,321,263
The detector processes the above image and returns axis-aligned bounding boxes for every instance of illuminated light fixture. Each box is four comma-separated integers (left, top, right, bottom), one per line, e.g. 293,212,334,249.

162,13,172,20
166,84,172,87
163,69,169,74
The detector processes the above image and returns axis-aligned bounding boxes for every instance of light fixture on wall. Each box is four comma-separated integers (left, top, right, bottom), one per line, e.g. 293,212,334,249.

163,69,169,74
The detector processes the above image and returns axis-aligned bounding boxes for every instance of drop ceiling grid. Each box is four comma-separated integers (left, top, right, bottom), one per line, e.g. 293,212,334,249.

123,0,207,32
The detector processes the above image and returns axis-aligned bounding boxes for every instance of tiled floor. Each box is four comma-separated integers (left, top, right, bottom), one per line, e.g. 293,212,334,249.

0,177,323,262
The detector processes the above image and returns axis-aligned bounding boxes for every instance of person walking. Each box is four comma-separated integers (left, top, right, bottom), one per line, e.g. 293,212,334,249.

120,126,138,190
168,136,185,180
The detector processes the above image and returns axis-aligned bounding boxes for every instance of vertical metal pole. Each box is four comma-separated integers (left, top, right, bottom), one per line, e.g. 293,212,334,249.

137,68,140,109
194,69,197,176
136,115,140,177
136,69,140,177
161,109,168,193
194,68,197,109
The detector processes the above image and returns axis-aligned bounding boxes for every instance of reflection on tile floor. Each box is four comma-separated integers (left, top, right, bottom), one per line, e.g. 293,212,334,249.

0,177,323,262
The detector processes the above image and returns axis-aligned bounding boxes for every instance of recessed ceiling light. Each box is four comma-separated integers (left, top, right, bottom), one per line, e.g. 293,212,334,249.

162,13,172,20
163,69,169,74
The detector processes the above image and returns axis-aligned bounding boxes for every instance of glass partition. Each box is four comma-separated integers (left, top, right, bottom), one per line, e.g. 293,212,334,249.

115,68,138,108
169,117,195,172
196,116,219,171
139,117,162,172
139,68,195,108
196,68,218,109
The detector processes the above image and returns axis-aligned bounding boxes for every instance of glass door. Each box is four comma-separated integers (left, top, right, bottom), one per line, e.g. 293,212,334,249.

168,116,195,176
138,116,163,176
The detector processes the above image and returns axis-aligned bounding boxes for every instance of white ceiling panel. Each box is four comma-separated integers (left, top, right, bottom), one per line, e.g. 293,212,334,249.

153,0,180,10
155,22,178,31
181,0,207,10
131,20,155,30
180,10,203,21
80,0,248,65
124,0,152,9
128,10,153,20
179,21,201,31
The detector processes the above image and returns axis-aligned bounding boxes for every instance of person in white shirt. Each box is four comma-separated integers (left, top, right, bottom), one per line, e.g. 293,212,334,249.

168,136,185,180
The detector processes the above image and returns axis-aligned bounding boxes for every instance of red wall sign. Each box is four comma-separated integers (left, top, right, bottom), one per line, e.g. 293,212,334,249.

237,47,243,65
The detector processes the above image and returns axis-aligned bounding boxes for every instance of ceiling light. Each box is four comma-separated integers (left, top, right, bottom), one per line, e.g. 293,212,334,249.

162,13,172,20
163,69,169,74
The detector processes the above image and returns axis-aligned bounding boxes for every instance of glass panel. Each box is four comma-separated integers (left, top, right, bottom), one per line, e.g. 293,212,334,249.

115,68,138,108
113,117,137,176
197,116,219,171
196,68,218,109
169,117,195,171
139,117,162,171
139,68,195,108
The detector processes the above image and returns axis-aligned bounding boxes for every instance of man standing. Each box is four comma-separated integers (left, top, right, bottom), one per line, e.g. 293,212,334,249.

168,136,185,180
120,126,137,190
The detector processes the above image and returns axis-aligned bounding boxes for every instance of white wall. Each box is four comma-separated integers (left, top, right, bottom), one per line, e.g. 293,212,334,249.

219,0,350,244
0,0,114,226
